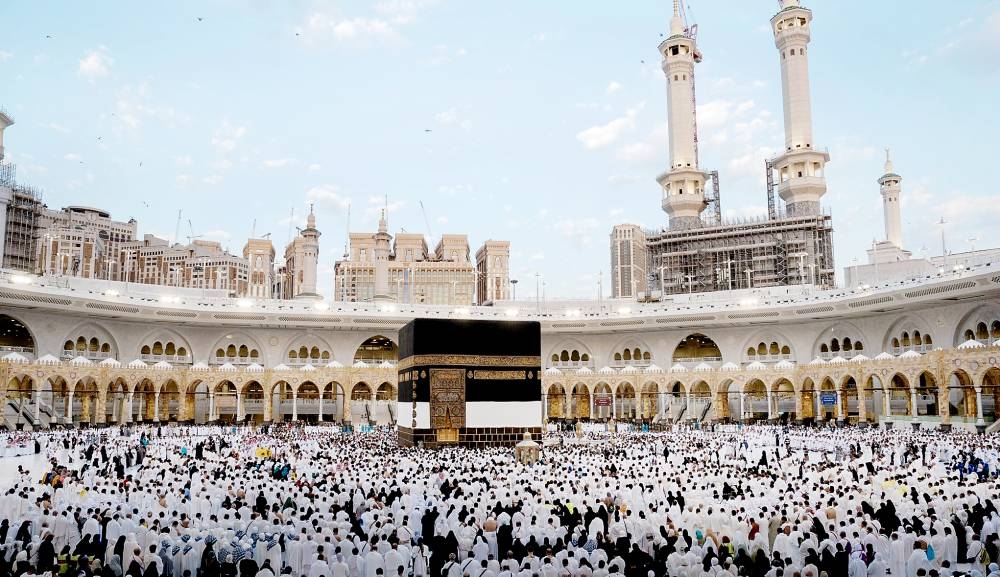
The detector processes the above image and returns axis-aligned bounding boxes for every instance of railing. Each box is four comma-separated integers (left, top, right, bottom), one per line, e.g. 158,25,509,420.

212,357,261,366
889,345,934,356
0,345,35,355
743,353,793,363
610,359,652,369
60,350,114,361
550,361,595,370
140,354,192,364
672,356,723,364
819,351,863,361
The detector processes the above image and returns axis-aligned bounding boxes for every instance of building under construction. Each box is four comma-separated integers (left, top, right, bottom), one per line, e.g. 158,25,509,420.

0,162,44,274
612,0,836,298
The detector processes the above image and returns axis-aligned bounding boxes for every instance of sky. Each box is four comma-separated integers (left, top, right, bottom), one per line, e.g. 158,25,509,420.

2,0,999,300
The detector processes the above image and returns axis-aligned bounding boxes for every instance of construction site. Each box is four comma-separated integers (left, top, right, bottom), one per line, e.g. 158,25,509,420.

612,0,837,298
0,161,44,275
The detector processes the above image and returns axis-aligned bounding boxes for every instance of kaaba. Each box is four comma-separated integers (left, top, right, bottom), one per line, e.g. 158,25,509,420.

396,318,541,448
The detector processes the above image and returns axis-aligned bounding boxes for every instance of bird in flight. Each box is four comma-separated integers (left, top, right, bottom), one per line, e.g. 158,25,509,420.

424,129,432,133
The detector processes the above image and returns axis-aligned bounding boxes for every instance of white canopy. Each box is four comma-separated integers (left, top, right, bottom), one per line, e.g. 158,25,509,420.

828,356,848,364
300,363,316,372
218,363,237,372
2,352,29,364
36,354,61,365
774,359,795,370
720,362,741,372
874,352,895,360
127,359,148,369
693,362,713,372
544,367,562,375
644,364,663,374
246,363,264,373
272,363,291,371
326,360,345,368
152,361,173,370
670,363,689,373
958,338,986,350
746,361,767,371
99,357,122,367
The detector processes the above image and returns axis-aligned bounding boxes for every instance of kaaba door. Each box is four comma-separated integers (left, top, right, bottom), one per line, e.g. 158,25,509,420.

430,368,465,444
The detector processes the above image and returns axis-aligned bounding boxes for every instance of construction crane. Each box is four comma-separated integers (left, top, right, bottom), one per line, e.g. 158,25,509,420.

343,202,351,259
173,210,183,246
419,201,434,243
186,219,203,244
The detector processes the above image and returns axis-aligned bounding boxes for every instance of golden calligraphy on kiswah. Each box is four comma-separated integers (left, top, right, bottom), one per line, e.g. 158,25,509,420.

471,370,526,380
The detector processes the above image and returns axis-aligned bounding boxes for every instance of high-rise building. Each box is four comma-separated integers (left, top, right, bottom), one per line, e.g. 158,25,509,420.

475,240,510,305
118,235,250,295
243,238,276,299
612,0,835,298
36,206,138,279
334,216,504,306
610,225,648,299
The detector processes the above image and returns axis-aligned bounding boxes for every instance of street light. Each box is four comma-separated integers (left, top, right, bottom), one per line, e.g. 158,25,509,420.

744,268,754,289
510,279,518,301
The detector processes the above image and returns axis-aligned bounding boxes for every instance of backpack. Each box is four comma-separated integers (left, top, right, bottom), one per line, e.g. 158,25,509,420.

979,545,991,565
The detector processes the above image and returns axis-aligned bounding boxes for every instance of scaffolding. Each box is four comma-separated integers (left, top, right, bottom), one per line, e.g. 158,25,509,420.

703,170,722,226
2,183,43,272
646,211,834,296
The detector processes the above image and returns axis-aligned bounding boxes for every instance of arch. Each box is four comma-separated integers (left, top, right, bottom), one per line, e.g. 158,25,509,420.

571,383,591,419
59,321,120,360
607,336,654,367
672,333,722,363
0,313,37,356
136,328,194,363
952,303,1000,346
375,382,395,401
209,332,264,365
947,370,976,420
282,332,337,366
351,382,373,400
811,321,867,360
739,329,796,362
353,335,398,364
546,383,567,420
615,382,636,420
639,381,659,420
772,378,795,421
881,314,933,354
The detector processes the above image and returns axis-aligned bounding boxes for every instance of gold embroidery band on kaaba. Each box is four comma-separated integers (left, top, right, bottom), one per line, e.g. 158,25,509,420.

470,370,526,380
397,355,541,371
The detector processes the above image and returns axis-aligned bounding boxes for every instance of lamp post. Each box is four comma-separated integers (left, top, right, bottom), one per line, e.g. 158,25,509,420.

937,217,948,268
744,268,754,289
535,273,541,313
510,278,518,301
685,275,694,294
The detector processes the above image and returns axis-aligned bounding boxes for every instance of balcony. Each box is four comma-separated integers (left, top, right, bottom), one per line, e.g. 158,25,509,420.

609,359,653,369
889,344,933,356
60,350,114,361
819,351,863,361
212,357,261,366
743,354,793,364
139,354,192,364
0,345,35,358
549,360,595,370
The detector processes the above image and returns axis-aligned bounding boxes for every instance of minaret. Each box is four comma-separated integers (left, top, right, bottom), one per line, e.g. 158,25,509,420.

294,204,321,298
770,0,830,216
656,0,707,229
879,149,903,249
372,209,393,302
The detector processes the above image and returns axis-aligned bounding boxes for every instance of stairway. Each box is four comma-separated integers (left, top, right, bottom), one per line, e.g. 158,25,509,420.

698,401,712,422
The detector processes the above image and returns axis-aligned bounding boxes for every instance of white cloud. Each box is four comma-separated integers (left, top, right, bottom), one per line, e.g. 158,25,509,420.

211,121,248,153
577,109,638,150
436,215,449,225
606,81,622,94
607,174,643,186
435,107,472,130
0,51,12,63
78,48,112,81
175,174,191,186
63,153,82,162
202,229,232,241
308,163,322,172
261,158,296,169
616,122,667,166
42,122,70,134
114,83,188,132
203,174,223,185
375,0,439,24
306,185,352,210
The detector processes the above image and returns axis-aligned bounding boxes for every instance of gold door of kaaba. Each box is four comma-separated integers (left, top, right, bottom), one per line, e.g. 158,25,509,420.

430,368,465,444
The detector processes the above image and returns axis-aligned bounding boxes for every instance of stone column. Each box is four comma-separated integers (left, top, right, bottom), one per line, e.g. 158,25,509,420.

96,391,106,425
152,392,159,422
66,392,74,425
910,389,919,421
739,393,745,422
263,393,273,422
938,387,951,424
883,389,891,418
292,391,298,421
686,394,693,420
767,392,775,420
565,390,572,420
815,392,822,421
858,386,868,422
590,393,595,419
208,393,216,421
81,396,91,423
976,387,985,426
611,392,617,419
343,393,352,422
236,392,244,422
33,386,41,422
836,390,843,421
318,391,324,422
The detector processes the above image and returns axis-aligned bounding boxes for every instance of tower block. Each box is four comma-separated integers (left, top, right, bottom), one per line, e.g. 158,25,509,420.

770,0,830,216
